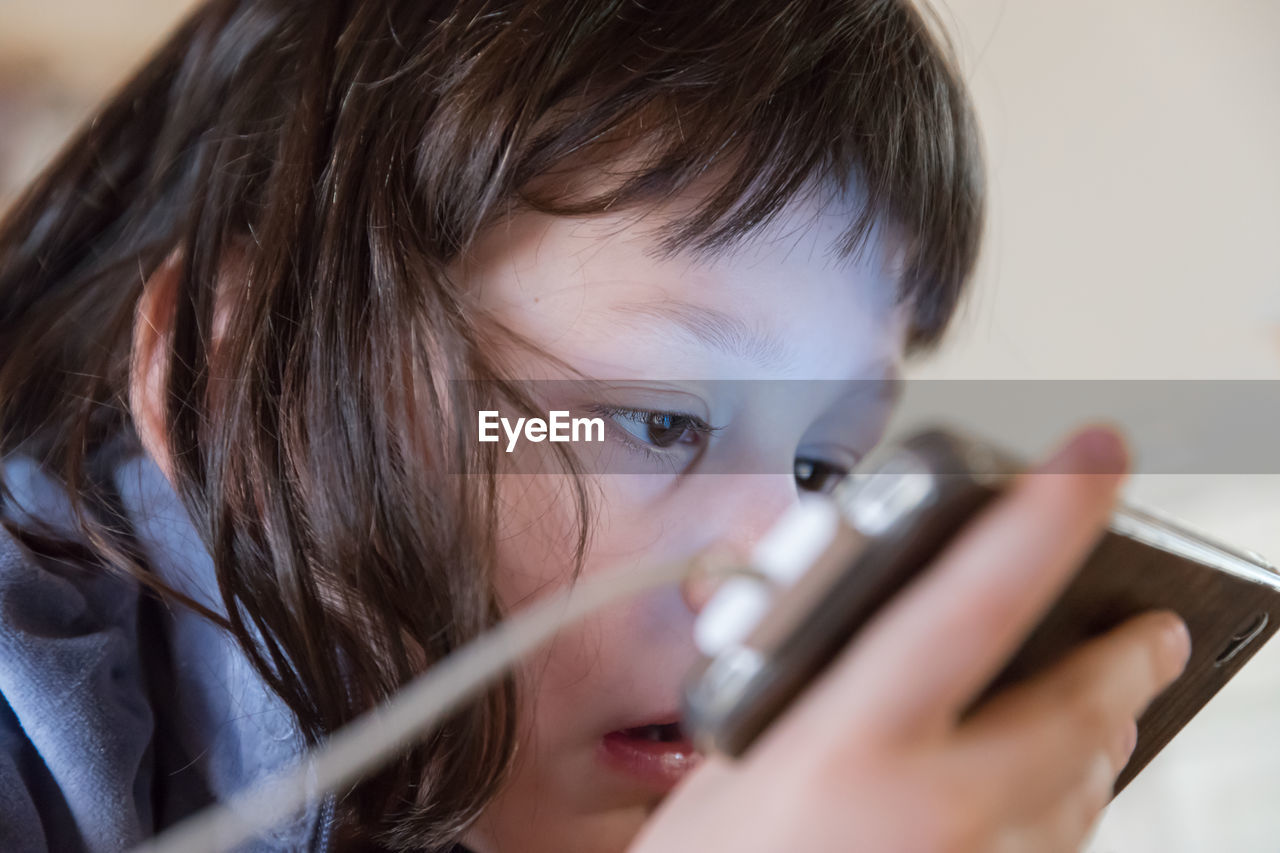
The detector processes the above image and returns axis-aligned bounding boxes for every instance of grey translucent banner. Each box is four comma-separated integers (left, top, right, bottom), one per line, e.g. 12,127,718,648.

447,380,1280,475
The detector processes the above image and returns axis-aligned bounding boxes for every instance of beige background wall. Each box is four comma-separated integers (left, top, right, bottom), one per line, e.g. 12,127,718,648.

925,4,1280,850
926,0,1280,382
2,2,1277,850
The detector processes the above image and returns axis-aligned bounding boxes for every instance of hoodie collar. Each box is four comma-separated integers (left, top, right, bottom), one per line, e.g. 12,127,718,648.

112,451,330,850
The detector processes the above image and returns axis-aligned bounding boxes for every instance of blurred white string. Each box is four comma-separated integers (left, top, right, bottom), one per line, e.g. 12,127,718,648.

133,553,737,853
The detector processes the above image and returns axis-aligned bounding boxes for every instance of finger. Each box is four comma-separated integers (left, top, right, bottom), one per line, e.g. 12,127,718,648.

990,753,1118,853
817,426,1129,733
945,610,1189,818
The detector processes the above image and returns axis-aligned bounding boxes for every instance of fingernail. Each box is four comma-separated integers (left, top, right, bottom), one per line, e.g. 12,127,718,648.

1042,426,1129,476
1162,616,1193,671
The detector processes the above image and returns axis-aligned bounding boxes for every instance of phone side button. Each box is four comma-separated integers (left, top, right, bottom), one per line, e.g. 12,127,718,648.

1213,612,1270,667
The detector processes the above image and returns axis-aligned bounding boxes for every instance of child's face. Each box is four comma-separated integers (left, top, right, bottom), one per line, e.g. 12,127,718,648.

455,182,909,853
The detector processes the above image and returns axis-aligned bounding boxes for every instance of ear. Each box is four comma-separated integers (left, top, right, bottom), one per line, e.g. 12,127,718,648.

129,242,251,482
130,249,184,483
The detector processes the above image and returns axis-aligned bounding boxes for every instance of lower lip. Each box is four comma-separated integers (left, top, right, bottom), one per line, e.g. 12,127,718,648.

598,731,703,792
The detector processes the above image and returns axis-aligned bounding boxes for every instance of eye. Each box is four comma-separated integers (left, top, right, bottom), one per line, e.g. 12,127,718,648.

605,408,714,449
794,456,849,494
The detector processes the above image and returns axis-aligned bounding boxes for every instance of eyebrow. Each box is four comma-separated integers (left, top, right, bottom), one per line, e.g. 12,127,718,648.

610,299,794,369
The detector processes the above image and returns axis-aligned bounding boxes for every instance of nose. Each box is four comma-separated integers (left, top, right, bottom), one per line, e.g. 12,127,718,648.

678,473,800,616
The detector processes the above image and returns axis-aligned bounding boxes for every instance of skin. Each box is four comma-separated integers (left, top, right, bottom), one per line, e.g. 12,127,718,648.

452,183,907,852
132,178,1191,853
630,427,1191,853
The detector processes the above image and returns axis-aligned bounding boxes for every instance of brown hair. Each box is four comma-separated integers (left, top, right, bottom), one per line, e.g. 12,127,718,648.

0,0,983,848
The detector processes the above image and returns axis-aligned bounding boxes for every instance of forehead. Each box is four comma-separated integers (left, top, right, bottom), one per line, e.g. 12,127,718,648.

453,185,909,381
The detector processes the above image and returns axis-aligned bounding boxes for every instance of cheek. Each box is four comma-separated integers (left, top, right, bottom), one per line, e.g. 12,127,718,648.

491,473,587,609
492,471,702,607
490,473,638,710
491,473,705,725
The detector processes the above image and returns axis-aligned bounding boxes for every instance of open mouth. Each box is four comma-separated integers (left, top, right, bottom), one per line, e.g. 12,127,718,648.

599,720,702,791
618,722,686,743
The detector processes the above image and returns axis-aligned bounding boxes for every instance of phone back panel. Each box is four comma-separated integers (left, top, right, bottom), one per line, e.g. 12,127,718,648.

988,524,1280,793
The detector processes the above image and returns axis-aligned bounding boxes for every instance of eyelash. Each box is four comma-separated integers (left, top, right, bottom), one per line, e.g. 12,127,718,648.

585,404,858,491
587,405,721,464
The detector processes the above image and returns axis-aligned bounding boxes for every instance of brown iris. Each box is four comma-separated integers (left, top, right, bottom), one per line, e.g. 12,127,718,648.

641,412,693,447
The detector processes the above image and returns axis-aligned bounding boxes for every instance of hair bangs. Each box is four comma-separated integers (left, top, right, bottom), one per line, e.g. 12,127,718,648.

440,0,987,348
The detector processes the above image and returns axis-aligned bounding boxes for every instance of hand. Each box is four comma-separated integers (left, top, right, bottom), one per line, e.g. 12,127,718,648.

630,427,1192,853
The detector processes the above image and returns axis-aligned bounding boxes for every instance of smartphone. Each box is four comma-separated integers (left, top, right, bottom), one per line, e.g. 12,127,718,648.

682,427,1280,794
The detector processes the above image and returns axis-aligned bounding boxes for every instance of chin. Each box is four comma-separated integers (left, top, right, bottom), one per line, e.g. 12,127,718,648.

464,799,656,853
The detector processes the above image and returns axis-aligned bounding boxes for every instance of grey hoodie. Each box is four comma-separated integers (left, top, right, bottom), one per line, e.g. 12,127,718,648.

0,451,333,852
